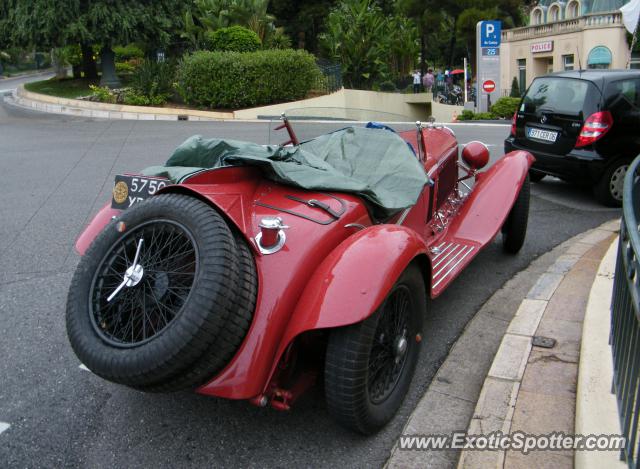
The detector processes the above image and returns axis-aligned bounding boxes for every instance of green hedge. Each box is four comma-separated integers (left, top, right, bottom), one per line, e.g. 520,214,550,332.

176,49,322,109
205,26,261,52
490,97,521,118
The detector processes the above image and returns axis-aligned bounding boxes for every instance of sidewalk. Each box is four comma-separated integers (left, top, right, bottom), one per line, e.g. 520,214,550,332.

387,219,622,468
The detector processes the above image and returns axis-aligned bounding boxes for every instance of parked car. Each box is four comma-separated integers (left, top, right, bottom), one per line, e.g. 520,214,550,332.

504,70,640,206
66,115,533,434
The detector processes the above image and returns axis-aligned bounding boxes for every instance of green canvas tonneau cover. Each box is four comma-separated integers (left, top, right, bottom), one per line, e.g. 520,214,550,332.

142,126,428,218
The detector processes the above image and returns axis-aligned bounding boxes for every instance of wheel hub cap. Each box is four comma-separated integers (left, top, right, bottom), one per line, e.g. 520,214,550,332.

610,165,628,202
124,264,144,287
394,335,408,363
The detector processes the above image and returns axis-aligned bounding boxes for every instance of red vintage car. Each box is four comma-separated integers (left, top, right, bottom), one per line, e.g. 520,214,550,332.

66,116,533,434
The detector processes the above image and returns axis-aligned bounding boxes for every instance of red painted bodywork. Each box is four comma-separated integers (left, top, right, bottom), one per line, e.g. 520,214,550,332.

74,125,533,404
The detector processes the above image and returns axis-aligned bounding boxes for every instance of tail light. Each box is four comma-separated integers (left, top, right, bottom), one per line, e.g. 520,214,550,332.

510,112,517,137
575,111,613,148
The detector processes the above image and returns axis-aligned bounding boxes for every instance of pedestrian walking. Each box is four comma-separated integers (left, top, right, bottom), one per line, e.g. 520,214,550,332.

422,68,435,93
412,70,421,93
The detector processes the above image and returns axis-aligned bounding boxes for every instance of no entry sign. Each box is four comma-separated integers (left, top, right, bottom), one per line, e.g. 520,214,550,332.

482,80,496,93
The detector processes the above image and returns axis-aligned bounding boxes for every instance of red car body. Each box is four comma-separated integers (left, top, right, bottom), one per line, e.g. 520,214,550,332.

74,124,534,410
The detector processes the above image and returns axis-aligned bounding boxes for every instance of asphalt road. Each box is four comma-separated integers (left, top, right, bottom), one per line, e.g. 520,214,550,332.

0,72,55,95
0,101,619,468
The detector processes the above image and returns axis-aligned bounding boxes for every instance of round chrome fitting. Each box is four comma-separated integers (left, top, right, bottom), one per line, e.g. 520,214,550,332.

255,216,289,255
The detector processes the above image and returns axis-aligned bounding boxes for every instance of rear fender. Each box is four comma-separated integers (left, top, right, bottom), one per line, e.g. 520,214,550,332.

272,225,429,374
74,185,241,255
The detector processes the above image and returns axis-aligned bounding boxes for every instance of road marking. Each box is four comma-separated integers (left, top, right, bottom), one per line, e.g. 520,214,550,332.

0,422,10,435
79,364,91,372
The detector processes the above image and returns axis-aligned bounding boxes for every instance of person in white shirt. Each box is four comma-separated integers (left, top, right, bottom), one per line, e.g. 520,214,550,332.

412,70,421,93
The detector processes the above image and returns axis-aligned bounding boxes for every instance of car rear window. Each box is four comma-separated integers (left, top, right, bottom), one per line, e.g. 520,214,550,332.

521,77,597,116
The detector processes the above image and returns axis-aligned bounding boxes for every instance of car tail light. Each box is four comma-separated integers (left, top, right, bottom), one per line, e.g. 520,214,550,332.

510,112,517,137
575,111,613,148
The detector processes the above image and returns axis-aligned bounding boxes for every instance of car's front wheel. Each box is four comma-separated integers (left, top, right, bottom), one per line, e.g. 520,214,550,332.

502,175,530,254
594,159,630,207
324,263,425,434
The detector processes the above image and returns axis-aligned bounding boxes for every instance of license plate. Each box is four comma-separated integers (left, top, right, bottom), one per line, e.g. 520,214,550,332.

111,174,171,210
527,128,558,142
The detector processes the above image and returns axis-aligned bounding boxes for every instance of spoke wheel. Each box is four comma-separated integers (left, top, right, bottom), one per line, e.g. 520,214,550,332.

368,286,411,404
90,220,199,348
66,194,255,389
325,263,425,434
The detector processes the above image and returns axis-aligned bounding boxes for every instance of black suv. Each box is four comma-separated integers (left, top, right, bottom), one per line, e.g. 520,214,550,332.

504,70,640,206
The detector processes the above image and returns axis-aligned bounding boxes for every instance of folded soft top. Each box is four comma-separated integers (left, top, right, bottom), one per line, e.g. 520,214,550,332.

142,126,428,218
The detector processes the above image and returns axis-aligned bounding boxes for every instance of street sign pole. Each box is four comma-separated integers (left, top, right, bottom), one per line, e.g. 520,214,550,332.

476,20,502,113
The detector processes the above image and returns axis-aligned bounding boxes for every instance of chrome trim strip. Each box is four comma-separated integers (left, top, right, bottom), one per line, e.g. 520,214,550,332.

434,245,467,278
433,246,475,287
396,208,412,225
433,244,461,269
432,242,455,261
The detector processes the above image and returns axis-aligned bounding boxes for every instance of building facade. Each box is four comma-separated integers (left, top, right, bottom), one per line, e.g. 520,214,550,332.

500,0,637,95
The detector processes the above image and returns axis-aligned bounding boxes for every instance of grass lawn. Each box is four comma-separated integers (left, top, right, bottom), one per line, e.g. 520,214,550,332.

24,78,98,99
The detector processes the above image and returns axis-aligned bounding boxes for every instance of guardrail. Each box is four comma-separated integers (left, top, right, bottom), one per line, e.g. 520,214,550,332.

611,155,640,468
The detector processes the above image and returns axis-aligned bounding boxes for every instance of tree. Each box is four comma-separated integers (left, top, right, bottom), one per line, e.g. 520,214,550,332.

270,0,336,52
399,0,525,71
182,0,276,50
510,76,520,97
8,0,187,86
320,0,418,90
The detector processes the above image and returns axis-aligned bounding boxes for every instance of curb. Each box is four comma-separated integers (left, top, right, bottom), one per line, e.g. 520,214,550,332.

5,85,511,127
385,219,620,469
575,238,625,469
456,220,619,468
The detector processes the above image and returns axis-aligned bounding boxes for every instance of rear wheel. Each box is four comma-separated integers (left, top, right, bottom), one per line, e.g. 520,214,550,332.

66,194,254,389
502,175,530,254
324,264,425,434
594,159,629,207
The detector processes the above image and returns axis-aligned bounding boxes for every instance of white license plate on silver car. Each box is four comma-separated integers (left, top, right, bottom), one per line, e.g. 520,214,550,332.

527,128,558,142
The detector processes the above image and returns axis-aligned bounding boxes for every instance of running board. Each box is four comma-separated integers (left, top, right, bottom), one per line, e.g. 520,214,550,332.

429,240,480,298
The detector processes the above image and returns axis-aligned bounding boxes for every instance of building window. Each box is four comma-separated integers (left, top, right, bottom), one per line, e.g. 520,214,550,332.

631,52,640,70
566,0,580,18
531,8,543,25
587,46,612,69
563,55,575,71
549,5,561,22
518,59,527,93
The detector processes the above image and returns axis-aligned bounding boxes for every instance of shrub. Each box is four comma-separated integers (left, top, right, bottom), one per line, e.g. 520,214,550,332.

114,44,144,62
263,28,292,50
123,89,167,106
472,112,497,120
115,61,136,75
490,96,521,119
205,26,261,52
176,49,322,109
378,80,397,92
89,85,116,104
458,110,475,121
130,59,175,104
510,77,520,97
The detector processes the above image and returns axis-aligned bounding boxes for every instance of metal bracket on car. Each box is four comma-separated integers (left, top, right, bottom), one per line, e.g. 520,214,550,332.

256,193,346,225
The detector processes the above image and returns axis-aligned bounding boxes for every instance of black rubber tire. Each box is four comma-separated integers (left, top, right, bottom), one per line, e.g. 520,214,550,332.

324,263,425,434
66,194,245,388
594,159,630,207
529,169,546,183
138,231,257,392
502,175,530,254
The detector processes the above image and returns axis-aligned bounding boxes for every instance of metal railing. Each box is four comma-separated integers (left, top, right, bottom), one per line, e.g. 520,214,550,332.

611,155,640,468
316,60,342,94
502,11,623,42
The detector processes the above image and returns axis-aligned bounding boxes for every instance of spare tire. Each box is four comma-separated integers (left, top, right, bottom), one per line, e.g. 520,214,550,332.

66,194,255,388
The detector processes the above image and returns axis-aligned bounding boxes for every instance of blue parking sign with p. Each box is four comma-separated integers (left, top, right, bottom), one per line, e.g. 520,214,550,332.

480,21,501,48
